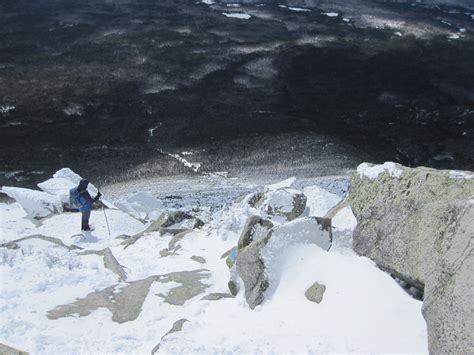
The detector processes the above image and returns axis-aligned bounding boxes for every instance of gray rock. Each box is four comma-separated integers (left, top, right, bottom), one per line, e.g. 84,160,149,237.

247,192,264,207
160,248,177,257
190,255,206,264
151,319,189,355
305,282,326,303
257,188,307,221
157,269,210,306
168,230,192,251
0,343,29,355
201,293,234,301
228,280,239,296
0,234,82,251
237,215,273,251
235,215,332,310
236,238,270,309
47,276,158,324
350,163,474,354
47,269,210,323
146,211,204,233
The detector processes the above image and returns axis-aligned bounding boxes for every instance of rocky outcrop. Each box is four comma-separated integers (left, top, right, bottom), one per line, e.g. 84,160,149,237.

256,188,307,221
350,162,474,354
234,215,332,309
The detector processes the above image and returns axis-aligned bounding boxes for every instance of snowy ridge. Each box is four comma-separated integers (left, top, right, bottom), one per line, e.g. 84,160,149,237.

0,171,427,353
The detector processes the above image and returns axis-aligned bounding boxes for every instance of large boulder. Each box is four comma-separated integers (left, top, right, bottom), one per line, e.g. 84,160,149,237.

235,215,332,309
37,177,77,205
350,162,474,354
1,186,63,219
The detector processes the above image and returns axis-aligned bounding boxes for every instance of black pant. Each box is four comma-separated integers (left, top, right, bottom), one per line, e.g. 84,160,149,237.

81,210,91,231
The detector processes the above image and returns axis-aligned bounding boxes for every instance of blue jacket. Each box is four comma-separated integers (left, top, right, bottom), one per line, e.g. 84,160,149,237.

78,191,94,213
77,179,97,213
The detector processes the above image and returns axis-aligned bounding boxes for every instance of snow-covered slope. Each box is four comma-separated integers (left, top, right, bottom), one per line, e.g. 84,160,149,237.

0,175,428,353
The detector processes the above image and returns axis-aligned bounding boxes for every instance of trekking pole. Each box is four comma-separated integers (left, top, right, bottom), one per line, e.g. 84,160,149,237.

102,207,111,237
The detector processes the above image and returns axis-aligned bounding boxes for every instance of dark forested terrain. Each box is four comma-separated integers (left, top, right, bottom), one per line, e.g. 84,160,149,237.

1,0,473,186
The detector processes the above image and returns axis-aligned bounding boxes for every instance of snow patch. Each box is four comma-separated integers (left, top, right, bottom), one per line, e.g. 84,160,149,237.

357,162,403,180
322,12,339,17
161,150,201,173
288,7,311,12
303,185,341,217
222,12,251,19
0,105,15,114
449,170,474,180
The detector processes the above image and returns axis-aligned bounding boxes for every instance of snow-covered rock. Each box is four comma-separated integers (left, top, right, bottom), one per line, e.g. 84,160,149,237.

303,185,342,217
350,163,474,355
357,161,403,180
37,177,77,205
256,188,307,221
1,186,63,219
0,174,429,354
49,168,115,208
235,215,332,309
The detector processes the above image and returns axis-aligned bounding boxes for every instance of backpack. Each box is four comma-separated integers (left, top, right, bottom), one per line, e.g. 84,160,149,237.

69,188,82,210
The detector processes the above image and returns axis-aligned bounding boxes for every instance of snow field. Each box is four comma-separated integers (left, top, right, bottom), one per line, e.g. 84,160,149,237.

0,177,428,353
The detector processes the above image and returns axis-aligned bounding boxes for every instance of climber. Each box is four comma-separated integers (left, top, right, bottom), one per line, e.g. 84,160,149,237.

75,179,102,231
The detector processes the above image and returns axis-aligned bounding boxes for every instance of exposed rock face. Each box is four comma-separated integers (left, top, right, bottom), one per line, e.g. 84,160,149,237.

350,162,474,354
305,282,326,304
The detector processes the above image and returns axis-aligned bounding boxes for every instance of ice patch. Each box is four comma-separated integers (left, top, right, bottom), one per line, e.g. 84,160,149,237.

322,12,339,17
222,12,251,19
357,162,403,180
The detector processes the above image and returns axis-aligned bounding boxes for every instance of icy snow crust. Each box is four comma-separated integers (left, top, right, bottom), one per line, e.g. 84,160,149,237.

0,174,428,353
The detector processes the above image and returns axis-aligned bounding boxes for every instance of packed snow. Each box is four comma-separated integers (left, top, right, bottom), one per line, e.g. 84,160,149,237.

0,171,428,353
357,162,403,180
